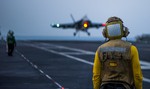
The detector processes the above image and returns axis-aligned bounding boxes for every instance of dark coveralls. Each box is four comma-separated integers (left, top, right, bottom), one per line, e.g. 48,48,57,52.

7,35,16,56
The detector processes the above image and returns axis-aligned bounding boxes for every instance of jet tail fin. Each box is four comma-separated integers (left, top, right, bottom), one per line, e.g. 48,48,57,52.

70,14,76,23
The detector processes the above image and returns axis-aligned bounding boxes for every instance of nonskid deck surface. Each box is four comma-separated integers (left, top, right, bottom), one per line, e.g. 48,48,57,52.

0,41,149,89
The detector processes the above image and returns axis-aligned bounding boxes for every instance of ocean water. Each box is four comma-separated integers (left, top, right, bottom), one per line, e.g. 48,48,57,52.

14,36,136,41
15,36,104,41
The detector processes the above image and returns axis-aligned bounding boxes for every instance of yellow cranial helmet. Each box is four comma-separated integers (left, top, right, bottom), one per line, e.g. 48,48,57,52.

102,16,130,40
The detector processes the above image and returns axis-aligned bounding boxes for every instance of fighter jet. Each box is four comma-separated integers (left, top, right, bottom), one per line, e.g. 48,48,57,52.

51,15,106,36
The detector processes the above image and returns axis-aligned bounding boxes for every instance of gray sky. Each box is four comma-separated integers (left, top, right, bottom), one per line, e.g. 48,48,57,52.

0,0,150,38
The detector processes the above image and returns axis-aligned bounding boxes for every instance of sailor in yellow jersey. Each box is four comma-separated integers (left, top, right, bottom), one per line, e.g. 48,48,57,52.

92,17,143,89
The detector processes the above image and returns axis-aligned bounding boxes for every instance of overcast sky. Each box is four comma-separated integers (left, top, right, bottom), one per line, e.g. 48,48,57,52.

0,0,150,38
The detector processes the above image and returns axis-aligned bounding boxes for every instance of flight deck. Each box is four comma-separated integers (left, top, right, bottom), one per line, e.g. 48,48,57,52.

0,41,150,89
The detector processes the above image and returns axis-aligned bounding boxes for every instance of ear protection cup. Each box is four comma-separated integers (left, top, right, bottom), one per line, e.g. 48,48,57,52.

123,27,130,37
102,28,107,38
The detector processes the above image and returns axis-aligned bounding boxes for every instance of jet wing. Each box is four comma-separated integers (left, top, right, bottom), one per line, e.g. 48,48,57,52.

89,23,106,28
51,23,75,29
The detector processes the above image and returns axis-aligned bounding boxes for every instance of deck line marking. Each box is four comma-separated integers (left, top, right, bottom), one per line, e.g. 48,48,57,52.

36,43,150,70
28,43,150,83
15,50,65,89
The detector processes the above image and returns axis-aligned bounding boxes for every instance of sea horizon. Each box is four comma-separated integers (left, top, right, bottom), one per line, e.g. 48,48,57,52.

10,36,136,42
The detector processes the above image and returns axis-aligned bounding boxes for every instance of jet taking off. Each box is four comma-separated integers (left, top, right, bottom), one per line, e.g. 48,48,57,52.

51,15,106,36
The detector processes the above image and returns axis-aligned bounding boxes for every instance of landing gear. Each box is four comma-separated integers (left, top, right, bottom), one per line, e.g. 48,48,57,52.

73,30,90,36
73,31,79,36
73,32,77,36
87,32,90,36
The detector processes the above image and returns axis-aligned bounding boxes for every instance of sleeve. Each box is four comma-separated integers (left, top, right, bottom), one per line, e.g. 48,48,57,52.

131,45,143,89
92,51,101,89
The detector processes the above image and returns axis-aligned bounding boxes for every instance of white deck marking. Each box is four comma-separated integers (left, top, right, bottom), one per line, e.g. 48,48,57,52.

143,77,150,83
37,43,150,70
15,50,65,89
140,61,150,70
28,43,150,83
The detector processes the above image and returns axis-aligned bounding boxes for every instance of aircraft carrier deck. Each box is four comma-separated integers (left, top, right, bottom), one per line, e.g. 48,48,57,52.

0,40,150,89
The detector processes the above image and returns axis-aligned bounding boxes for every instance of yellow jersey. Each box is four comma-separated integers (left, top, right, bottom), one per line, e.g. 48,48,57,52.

92,45,143,89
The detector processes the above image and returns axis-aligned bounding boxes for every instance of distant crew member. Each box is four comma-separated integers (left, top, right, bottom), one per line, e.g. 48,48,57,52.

0,31,1,41
92,16,143,89
6,30,16,56
0,31,4,41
